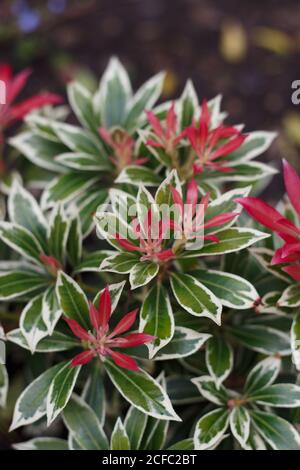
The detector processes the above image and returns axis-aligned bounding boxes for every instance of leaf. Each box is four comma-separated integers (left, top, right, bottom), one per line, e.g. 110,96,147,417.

67,81,98,133
141,416,168,450
77,188,108,238
13,438,69,451
42,287,62,335
192,269,258,309
9,131,67,173
8,180,47,250
205,336,233,387
100,251,139,274
194,408,229,450
229,407,251,447
155,169,182,207
0,271,48,300
67,215,82,267
129,262,159,290
115,166,162,186
291,312,300,371
124,406,148,450
63,394,108,450
46,361,81,425
181,228,269,258
140,283,174,358
178,80,199,129
74,250,112,273
48,205,70,263
167,438,194,450
155,327,211,361
104,358,181,421
167,376,203,405
56,152,110,171
51,121,104,155
82,364,105,426
56,271,90,329
125,72,165,130
93,281,126,314
20,294,48,353
278,284,300,308
244,356,281,394
248,384,300,407
95,57,132,127
226,131,277,163
228,325,290,356
10,363,63,430
0,221,43,265
42,173,99,208
110,418,131,450
191,376,229,406
251,410,300,450
205,161,277,182
170,272,222,324
0,364,8,408
7,328,78,352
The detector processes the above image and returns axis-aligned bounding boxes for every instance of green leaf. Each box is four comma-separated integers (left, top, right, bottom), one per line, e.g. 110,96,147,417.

42,287,62,335
56,271,90,329
191,376,229,406
42,173,99,208
181,228,269,258
7,328,78,352
63,394,108,450
0,364,8,408
10,363,63,430
205,336,233,387
110,418,130,450
9,180,47,250
9,131,67,173
0,271,48,300
115,166,162,186
155,327,210,361
48,205,70,263
124,406,148,450
51,121,104,155
167,376,203,405
140,283,174,358
95,57,132,127
205,161,277,182
170,272,222,324
0,221,43,265
278,284,300,308
77,188,108,238
194,408,229,450
82,364,105,426
229,407,250,448
192,269,258,309
105,359,181,421
20,294,48,353
155,169,182,207
125,72,165,131
228,325,290,356
100,252,139,274
46,361,81,425
178,80,198,129
248,384,300,407
67,215,82,267
141,416,168,450
74,250,112,273
56,152,110,171
129,262,159,290
167,438,194,451
13,438,69,451
291,312,300,371
225,131,277,163
67,81,98,133
251,410,300,450
244,356,281,394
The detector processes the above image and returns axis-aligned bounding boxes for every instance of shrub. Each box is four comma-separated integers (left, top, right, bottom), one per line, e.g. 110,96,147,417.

1,58,300,451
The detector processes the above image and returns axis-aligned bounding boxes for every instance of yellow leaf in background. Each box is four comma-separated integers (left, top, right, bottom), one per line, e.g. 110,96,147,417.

283,112,300,147
162,70,178,97
220,20,247,63
253,27,295,56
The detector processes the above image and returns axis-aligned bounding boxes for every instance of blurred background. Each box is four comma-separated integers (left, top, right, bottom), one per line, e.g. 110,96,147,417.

1,0,300,177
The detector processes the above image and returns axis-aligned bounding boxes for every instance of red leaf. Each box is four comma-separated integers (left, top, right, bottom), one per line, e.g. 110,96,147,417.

110,309,139,337
283,159,300,217
64,317,92,342
71,350,94,367
120,332,156,348
110,351,140,371
98,286,112,332
11,93,62,120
